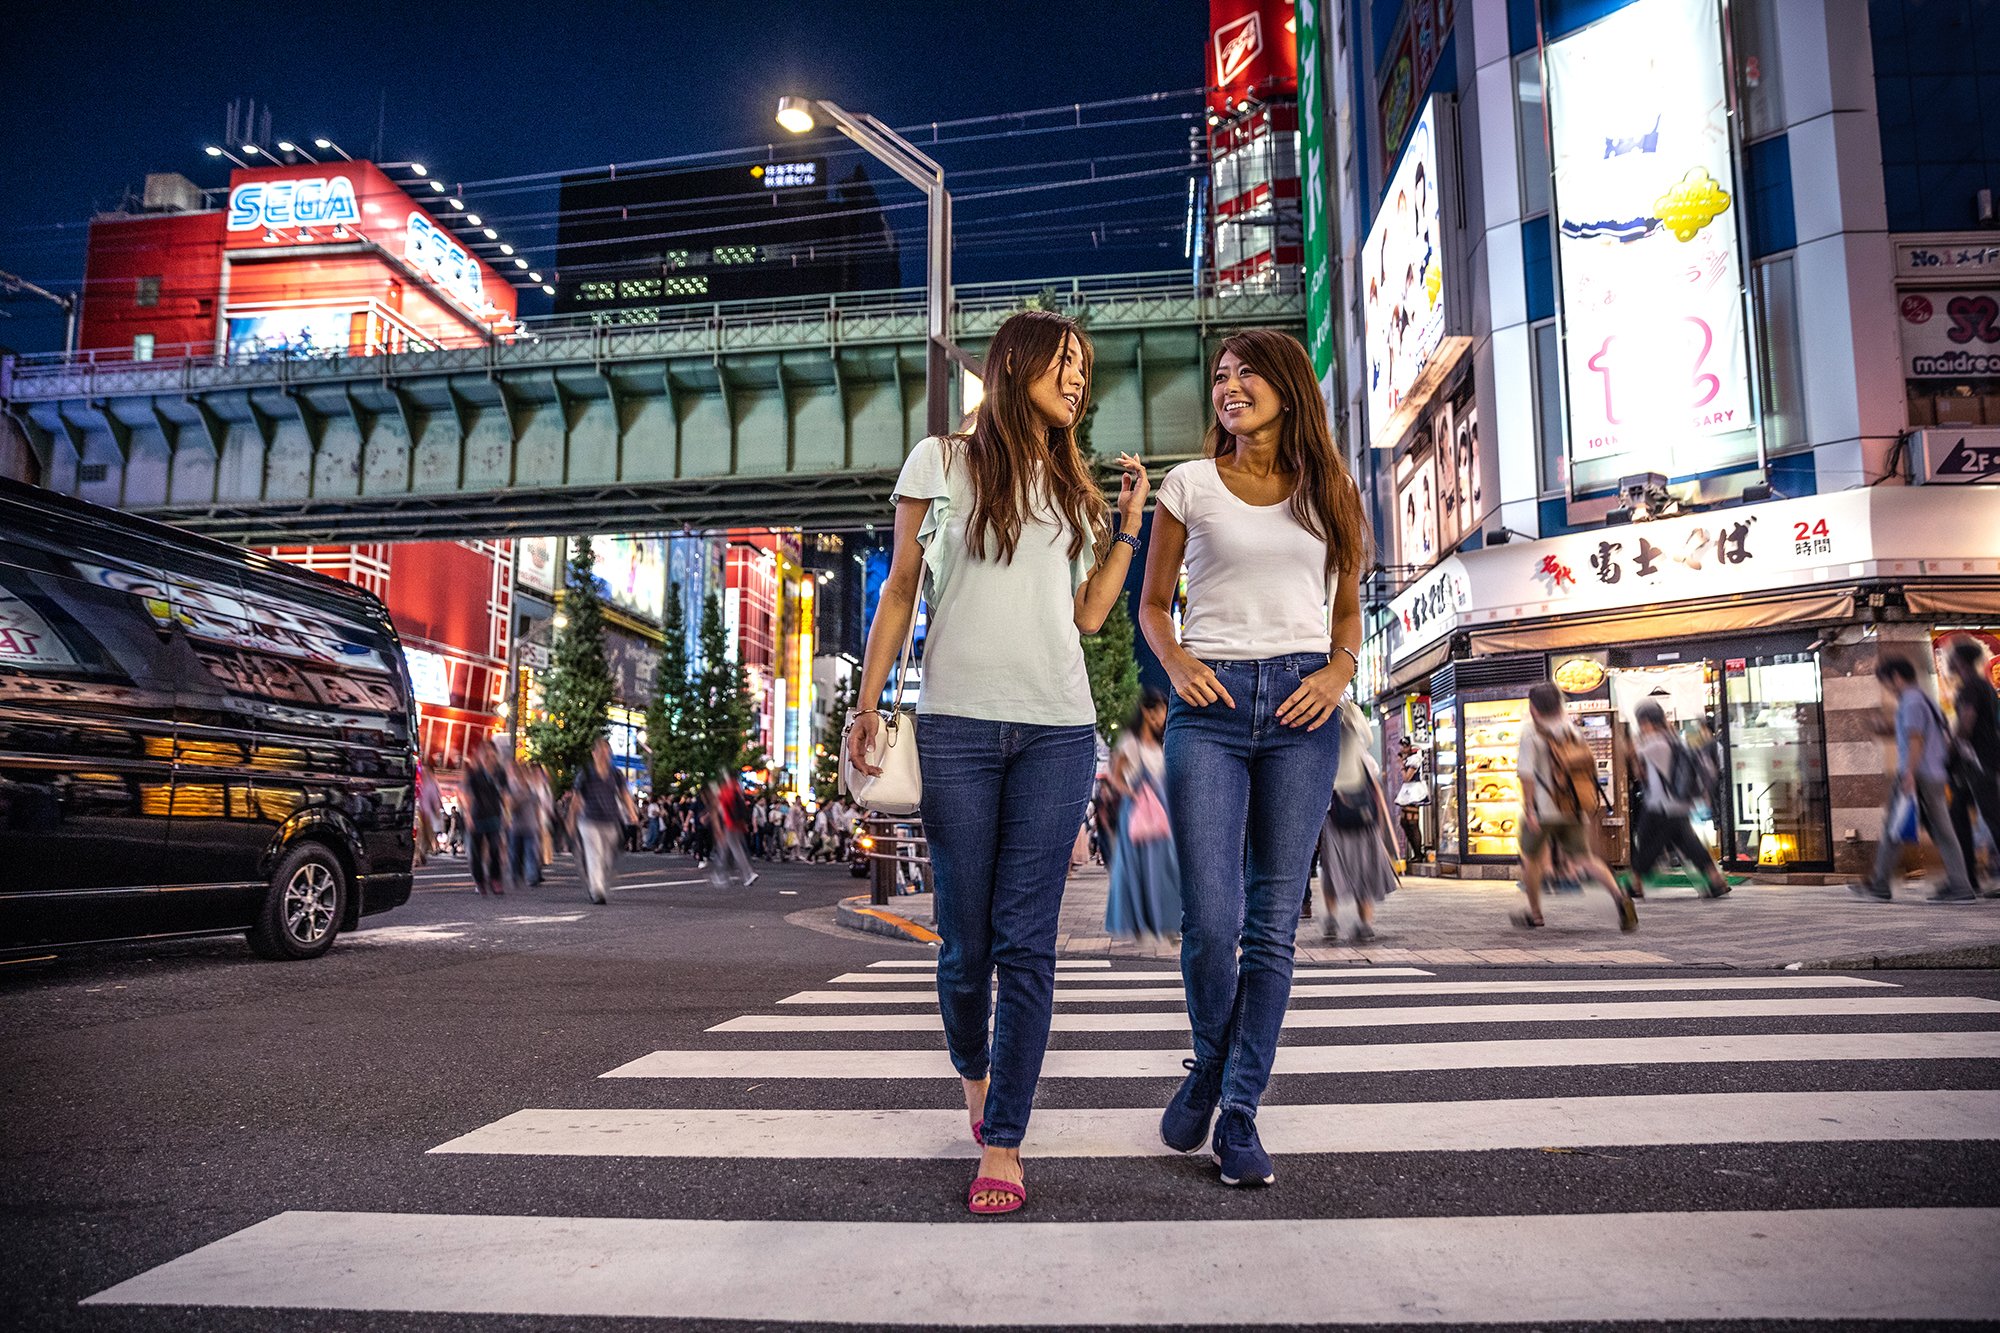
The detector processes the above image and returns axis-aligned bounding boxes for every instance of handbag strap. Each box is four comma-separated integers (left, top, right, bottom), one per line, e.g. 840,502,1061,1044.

883,604,919,720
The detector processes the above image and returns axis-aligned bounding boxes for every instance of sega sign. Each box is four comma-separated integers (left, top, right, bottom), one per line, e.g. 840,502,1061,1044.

227,176,360,231
403,213,485,313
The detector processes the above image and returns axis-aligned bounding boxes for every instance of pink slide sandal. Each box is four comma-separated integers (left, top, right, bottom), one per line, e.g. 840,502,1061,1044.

972,1119,984,1145
967,1176,1025,1215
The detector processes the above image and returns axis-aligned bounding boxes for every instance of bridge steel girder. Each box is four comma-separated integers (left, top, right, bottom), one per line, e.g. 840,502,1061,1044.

4,282,1301,542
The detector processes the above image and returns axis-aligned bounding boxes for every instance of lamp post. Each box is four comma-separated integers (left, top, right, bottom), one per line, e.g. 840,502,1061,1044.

0,268,76,355
776,96,958,438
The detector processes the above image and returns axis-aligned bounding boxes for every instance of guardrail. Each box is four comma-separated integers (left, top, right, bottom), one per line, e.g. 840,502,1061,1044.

1,268,1303,399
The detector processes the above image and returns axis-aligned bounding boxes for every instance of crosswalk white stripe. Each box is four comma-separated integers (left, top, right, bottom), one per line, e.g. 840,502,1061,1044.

599,1030,2000,1080
709,994,2000,1033
867,959,1117,969
824,967,1436,984
775,975,1895,1005
82,1207,2000,1324
429,1090,2000,1159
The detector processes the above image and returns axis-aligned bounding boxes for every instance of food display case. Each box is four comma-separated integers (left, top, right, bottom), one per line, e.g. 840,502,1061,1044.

1462,697,1528,860
1431,698,1460,859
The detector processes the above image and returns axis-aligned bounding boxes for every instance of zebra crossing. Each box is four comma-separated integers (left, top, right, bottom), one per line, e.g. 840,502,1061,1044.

85,959,2000,1326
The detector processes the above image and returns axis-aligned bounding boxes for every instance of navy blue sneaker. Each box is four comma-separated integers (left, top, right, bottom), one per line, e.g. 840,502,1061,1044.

1160,1058,1223,1154
1212,1108,1275,1187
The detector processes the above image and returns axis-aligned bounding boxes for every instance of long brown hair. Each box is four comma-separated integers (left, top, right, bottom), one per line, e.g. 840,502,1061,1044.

958,309,1105,565
1203,327,1368,580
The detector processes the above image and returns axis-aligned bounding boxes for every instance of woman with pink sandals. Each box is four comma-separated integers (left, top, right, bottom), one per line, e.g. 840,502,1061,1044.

847,309,1148,1215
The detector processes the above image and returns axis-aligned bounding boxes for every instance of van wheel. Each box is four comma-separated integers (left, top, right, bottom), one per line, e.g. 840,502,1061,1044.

249,844,347,960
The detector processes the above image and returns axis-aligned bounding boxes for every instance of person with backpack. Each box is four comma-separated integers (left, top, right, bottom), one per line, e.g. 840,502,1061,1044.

1626,700,1729,898
1316,701,1400,942
1853,655,1975,902
1515,682,1638,931
1943,636,2000,896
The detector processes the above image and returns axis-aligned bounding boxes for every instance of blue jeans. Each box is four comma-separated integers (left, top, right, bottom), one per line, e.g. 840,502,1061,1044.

918,713,1096,1150
1165,653,1342,1119
509,826,542,886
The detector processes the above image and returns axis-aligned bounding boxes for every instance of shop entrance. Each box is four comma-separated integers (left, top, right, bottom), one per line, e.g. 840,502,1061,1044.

1606,649,1831,871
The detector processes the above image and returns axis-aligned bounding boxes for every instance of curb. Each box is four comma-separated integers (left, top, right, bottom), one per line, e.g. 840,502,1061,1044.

1804,942,2000,971
835,895,940,946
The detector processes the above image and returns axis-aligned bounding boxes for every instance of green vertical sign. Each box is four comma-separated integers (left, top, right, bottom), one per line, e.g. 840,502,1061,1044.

1296,0,1335,397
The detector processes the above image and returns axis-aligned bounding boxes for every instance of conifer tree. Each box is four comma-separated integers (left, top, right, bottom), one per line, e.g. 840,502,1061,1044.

1082,589,1142,741
692,591,761,782
645,582,699,795
527,535,613,792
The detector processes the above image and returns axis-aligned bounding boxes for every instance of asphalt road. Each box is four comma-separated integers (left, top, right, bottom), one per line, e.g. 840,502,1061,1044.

3,849,1999,1332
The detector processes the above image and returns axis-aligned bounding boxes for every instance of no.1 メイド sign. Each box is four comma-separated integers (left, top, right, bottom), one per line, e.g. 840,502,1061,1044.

1545,0,1756,491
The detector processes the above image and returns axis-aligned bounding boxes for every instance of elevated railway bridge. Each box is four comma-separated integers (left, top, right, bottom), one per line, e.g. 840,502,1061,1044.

1,271,1302,542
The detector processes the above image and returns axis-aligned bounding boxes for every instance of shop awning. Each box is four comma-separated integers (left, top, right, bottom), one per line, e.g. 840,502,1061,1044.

1904,583,2000,618
1465,588,1856,657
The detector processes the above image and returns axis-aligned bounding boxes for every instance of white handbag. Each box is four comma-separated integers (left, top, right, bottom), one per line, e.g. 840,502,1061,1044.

839,615,922,816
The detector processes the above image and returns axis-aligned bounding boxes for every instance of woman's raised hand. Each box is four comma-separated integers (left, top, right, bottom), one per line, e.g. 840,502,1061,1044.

845,710,885,777
1114,453,1150,531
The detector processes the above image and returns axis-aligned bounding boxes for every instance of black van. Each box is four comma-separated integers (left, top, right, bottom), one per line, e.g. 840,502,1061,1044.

0,479,416,959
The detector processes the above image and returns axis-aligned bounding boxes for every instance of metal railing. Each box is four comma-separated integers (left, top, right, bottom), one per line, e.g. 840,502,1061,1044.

1,268,1304,398
857,813,932,906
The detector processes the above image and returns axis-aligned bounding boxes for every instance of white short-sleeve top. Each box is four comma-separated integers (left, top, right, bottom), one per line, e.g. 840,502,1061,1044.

892,436,1097,726
1155,458,1332,659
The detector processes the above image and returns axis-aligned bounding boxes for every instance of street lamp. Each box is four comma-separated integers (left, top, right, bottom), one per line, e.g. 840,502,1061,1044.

313,137,354,161
276,140,320,164
776,96,959,437
0,267,77,354
204,144,250,168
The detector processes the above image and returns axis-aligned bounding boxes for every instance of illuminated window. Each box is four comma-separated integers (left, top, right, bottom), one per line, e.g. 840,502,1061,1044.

135,276,161,308
619,278,663,298
132,333,155,362
577,281,617,302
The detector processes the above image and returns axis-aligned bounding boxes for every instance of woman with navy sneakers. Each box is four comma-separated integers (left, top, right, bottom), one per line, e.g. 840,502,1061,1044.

846,309,1149,1215
1138,327,1367,1187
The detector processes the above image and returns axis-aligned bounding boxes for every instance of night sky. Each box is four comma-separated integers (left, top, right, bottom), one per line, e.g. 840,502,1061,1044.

0,0,1210,354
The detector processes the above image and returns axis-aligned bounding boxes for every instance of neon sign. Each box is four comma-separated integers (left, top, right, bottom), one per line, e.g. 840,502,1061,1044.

403,212,486,313
227,177,360,231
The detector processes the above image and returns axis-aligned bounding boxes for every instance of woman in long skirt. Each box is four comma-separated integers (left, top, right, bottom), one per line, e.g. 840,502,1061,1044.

1105,688,1182,941
1317,706,1400,942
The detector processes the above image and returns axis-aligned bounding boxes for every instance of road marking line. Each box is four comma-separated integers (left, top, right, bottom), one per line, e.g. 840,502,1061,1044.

709,994,2000,1033
600,1030,2000,1080
607,879,707,890
430,1090,2000,1160
822,968,1436,985
83,1208,2000,1324
867,959,1115,969
774,976,1894,1006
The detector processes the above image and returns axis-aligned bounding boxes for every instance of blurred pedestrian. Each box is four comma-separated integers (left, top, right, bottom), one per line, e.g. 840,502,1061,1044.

1105,687,1182,942
415,767,444,866
506,757,545,889
706,771,757,888
1625,700,1729,898
1516,682,1636,930
1138,328,1365,1188
1943,636,2000,895
1853,655,1974,902
1317,702,1399,943
465,743,508,896
571,738,635,905
846,308,1144,1216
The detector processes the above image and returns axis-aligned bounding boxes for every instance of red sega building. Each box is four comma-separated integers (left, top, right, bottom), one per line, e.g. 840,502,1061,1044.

76,162,525,785
1206,0,1302,291
79,161,518,361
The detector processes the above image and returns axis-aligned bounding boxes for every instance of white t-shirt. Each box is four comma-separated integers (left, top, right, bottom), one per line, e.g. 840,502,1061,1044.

892,436,1097,727
1154,458,1332,659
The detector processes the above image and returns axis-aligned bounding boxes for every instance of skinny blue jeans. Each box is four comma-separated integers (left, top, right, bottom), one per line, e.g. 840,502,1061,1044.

918,713,1096,1149
1165,654,1342,1119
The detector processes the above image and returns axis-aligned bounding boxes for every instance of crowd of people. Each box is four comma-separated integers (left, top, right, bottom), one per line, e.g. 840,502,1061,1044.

419,741,871,902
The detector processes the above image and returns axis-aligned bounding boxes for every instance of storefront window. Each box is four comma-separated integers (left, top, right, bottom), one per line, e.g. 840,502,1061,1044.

1724,656,1829,867
1432,699,1460,859
1514,52,1550,219
1754,257,1807,455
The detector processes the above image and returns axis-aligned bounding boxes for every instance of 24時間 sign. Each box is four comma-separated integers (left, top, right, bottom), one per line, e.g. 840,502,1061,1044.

1545,0,1755,489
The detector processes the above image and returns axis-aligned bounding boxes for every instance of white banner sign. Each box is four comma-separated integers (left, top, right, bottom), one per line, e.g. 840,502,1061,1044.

1546,0,1755,485
1386,555,1472,665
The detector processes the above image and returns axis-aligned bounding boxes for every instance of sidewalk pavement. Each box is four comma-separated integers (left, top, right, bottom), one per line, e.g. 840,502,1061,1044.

843,864,2000,969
